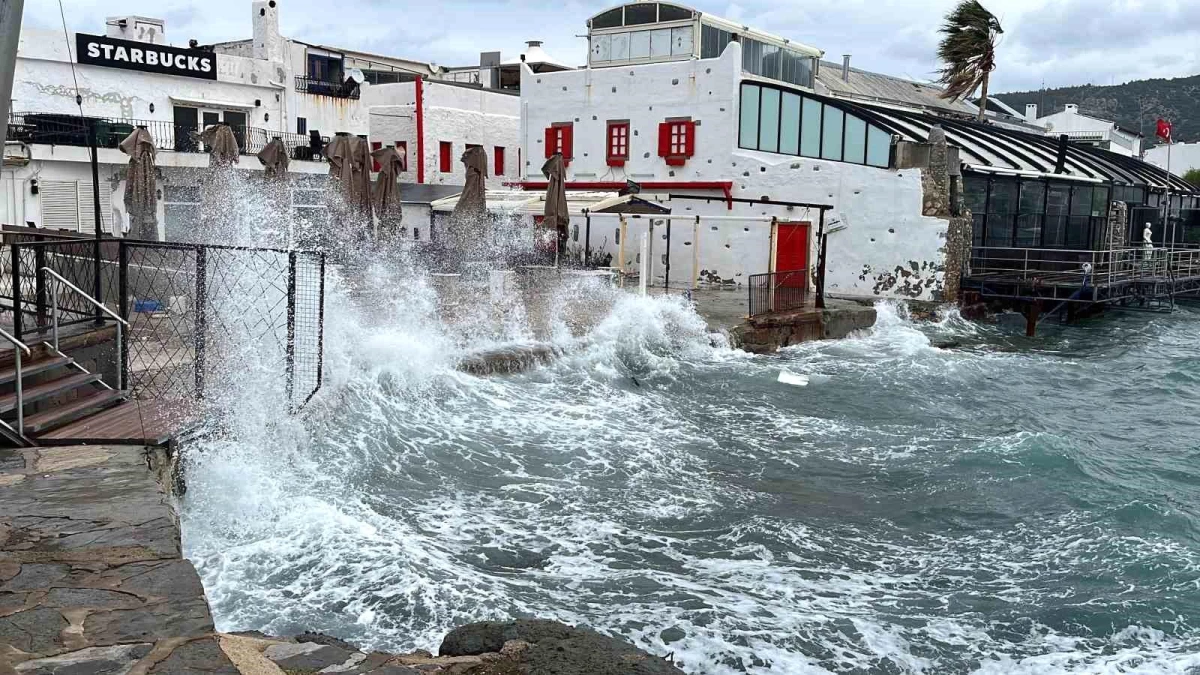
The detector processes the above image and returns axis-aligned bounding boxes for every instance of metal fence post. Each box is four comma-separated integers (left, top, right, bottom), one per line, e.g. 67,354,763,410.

286,251,297,406
316,254,325,396
584,211,591,266
90,124,104,325
11,243,22,340
34,245,46,328
118,242,129,391
664,216,672,290
194,247,207,400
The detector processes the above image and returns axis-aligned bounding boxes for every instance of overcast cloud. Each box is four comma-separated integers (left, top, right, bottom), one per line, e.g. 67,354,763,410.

25,0,1200,94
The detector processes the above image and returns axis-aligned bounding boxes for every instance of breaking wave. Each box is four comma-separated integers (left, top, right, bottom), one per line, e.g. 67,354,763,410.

179,255,1200,674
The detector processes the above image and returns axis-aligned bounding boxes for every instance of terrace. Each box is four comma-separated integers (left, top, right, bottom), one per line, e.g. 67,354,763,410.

7,113,328,162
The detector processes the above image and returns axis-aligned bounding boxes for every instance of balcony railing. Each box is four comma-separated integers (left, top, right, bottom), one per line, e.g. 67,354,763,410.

7,112,328,163
294,76,361,100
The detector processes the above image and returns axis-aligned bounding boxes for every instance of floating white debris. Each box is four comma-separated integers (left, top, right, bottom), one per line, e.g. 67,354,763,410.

778,369,809,387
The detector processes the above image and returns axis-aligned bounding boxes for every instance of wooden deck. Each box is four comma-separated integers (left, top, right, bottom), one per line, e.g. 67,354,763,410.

35,399,194,447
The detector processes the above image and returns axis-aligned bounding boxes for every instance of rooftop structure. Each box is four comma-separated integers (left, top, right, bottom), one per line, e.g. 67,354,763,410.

1007,102,1145,158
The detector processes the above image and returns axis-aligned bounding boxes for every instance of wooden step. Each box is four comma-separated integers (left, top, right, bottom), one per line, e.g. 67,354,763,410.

23,389,127,435
0,372,102,414
0,356,74,385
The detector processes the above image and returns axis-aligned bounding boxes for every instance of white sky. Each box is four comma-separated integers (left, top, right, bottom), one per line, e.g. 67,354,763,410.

25,0,1200,94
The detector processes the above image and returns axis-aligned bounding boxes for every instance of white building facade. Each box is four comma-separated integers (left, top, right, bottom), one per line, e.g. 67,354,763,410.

1145,142,1200,178
1022,103,1143,158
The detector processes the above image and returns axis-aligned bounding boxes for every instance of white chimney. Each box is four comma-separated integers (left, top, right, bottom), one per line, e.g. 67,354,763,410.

842,54,851,82
106,16,166,45
252,0,284,65
1065,103,1079,114
1025,103,1038,123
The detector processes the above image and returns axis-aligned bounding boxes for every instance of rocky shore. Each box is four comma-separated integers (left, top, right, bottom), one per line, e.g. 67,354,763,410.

0,445,683,674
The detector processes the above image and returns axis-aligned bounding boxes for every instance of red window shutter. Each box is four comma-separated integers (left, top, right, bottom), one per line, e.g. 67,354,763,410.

494,146,505,176
544,126,556,159
439,141,452,172
658,122,671,158
684,121,696,157
370,141,382,172
562,125,574,161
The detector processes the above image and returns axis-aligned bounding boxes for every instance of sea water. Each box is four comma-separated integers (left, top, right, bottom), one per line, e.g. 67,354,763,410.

179,262,1200,674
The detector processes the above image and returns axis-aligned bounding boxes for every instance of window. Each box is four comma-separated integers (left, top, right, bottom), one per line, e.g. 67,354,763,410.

739,82,892,169
439,141,452,172
495,146,505,175
370,141,382,172
307,53,343,82
1016,181,1046,247
658,118,695,166
297,117,307,135
606,121,630,166
395,141,408,171
544,123,573,162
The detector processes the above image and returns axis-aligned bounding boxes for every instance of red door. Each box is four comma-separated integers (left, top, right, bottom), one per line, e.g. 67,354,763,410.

775,221,810,285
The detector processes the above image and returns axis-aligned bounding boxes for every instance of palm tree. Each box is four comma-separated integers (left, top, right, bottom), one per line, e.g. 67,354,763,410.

936,0,1003,122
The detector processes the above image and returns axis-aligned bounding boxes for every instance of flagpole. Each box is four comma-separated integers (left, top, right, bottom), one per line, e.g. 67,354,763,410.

1167,137,1173,252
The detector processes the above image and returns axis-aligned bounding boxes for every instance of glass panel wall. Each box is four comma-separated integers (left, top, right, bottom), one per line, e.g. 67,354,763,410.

740,82,892,169
1016,181,1045,247
969,173,1122,250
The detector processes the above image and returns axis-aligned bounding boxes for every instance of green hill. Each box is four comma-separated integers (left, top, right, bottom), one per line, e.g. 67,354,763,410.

995,74,1200,146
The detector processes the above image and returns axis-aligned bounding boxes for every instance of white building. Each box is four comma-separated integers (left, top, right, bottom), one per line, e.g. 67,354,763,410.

498,1,1194,303
1145,142,1200,178
2,1,524,242
1017,103,1144,158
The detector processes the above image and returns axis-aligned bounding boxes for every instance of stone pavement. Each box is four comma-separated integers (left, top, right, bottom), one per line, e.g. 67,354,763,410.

0,446,685,674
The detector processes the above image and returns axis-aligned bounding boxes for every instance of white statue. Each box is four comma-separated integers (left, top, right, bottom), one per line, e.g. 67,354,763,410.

1143,222,1154,250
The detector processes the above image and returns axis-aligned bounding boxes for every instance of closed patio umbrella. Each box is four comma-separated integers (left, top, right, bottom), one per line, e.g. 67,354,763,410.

326,133,372,217
119,126,158,240
449,145,488,253
199,124,240,166
257,137,290,179
541,153,568,257
371,145,404,235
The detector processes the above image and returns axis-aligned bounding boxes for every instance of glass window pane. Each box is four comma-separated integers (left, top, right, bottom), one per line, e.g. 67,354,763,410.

592,7,623,29
591,34,612,63
821,105,843,161
780,92,800,155
1044,184,1070,248
659,4,692,21
671,26,694,55
1070,185,1093,217
629,30,651,59
986,179,1018,247
1016,181,1045,247
743,38,762,75
761,44,780,80
757,87,780,153
610,32,630,61
801,97,821,158
1092,185,1109,217
843,115,866,164
866,125,890,167
624,3,656,25
797,56,813,88
700,25,719,58
739,83,760,150
650,28,672,58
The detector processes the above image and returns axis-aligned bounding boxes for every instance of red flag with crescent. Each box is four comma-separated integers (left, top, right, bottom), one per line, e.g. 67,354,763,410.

1156,119,1173,143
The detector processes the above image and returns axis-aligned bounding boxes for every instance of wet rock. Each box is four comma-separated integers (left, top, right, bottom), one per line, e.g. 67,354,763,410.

265,641,355,671
148,636,239,673
440,620,683,675
12,643,153,674
659,626,686,644
292,630,362,652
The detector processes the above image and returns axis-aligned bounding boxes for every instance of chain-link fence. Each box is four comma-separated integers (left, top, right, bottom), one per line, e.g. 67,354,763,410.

0,236,325,410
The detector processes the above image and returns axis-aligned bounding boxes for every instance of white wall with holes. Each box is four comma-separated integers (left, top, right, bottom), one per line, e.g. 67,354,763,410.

520,41,949,301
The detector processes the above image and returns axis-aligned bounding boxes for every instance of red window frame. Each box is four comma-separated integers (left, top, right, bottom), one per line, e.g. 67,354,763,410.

494,146,505,176
395,141,408,171
439,141,452,172
606,121,630,166
370,141,382,171
544,122,573,165
657,118,696,166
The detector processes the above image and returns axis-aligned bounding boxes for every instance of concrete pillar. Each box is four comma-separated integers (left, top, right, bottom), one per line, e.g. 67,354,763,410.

0,0,24,148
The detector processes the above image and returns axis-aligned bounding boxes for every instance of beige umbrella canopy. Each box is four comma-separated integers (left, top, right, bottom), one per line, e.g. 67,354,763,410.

199,124,240,166
541,153,568,254
325,134,372,217
257,137,290,179
119,127,158,240
451,145,488,222
371,145,405,235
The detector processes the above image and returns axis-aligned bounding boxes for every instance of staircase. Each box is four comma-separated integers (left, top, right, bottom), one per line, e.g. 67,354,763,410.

0,341,128,446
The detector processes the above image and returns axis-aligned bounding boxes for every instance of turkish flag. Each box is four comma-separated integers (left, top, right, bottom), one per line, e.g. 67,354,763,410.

1156,119,1173,142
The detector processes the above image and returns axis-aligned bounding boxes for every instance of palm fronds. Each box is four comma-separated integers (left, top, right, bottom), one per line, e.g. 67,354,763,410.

936,0,1002,119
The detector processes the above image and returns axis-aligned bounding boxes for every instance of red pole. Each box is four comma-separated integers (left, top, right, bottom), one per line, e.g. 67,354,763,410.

415,75,425,184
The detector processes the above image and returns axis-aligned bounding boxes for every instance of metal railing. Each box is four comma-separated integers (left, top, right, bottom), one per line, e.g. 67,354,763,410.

7,112,326,162
41,267,130,390
968,245,1200,290
294,76,361,99
0,327,31,436
748,270,810,318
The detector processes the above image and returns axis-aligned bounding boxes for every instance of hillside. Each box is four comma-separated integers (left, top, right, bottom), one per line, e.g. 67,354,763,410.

996,74,1200,146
